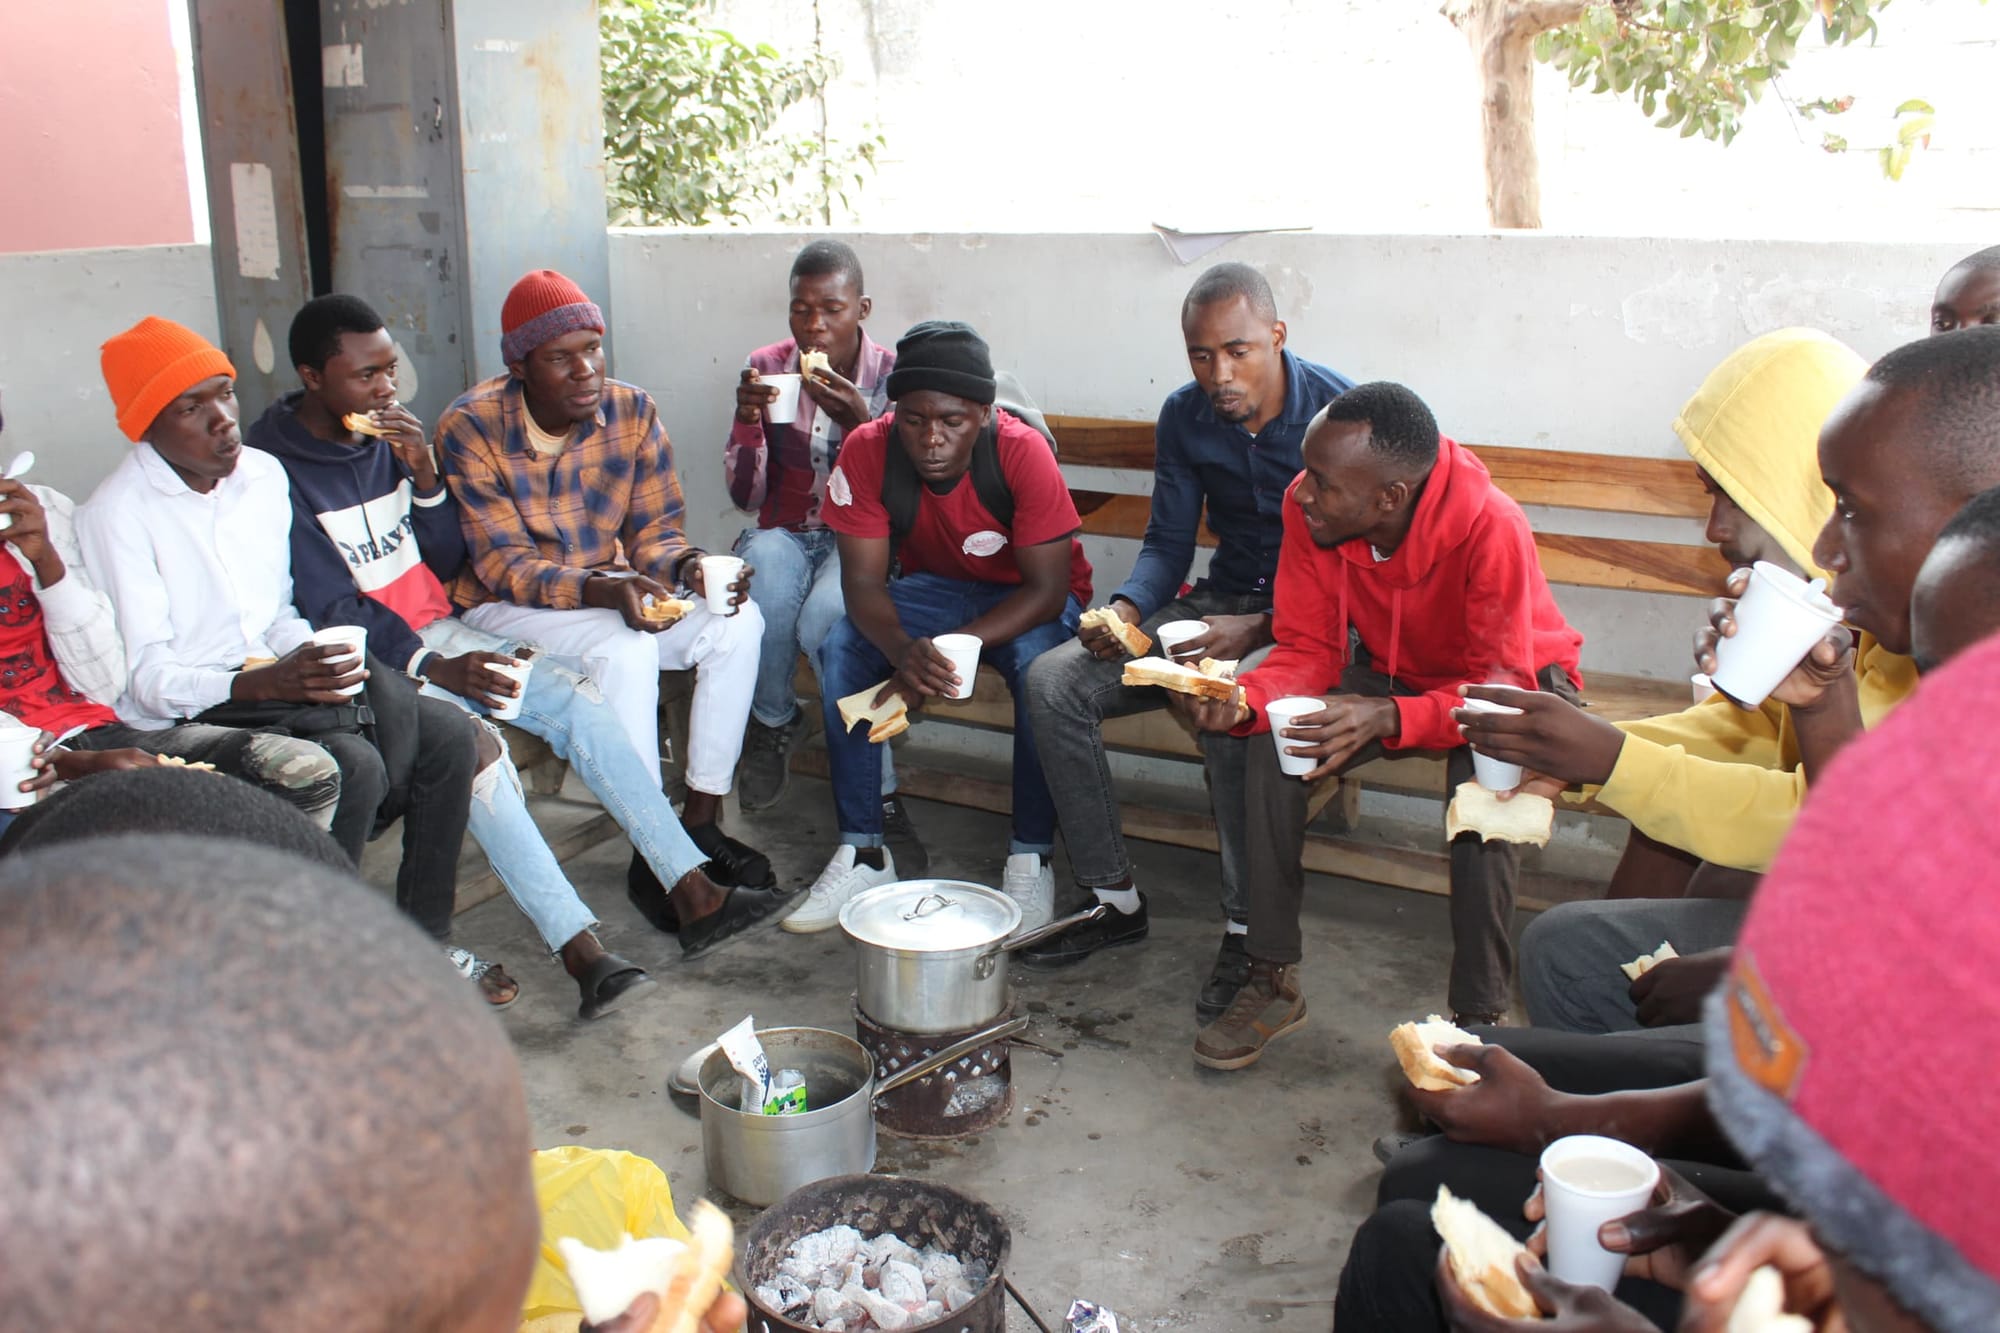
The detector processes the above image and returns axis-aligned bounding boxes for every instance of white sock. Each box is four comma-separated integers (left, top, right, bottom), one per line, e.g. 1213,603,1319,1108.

1093,885,1141,915
1224,918,1249,936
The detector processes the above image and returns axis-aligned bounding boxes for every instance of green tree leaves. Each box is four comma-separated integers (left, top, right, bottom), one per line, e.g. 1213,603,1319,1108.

601,0,883,226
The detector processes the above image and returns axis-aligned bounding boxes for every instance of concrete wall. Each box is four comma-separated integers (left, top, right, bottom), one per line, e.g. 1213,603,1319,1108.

609,228,1978,677
0,1,200,253
0,245,221,502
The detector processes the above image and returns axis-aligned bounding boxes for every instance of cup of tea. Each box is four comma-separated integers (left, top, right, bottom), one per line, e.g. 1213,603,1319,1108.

1710,561,1843,709
1538,1134,1660,1290
932,633,983,701
1265,696,1326,777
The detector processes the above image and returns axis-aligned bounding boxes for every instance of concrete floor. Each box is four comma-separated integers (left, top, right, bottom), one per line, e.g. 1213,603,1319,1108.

435,773,1488,1333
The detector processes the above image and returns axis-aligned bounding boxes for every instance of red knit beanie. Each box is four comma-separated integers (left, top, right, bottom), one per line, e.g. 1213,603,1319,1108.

1706,628,2000,1331
499,270,604,364
99,317,237,442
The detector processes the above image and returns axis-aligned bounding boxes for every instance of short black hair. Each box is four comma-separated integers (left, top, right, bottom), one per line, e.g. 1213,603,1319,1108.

1913,484,2000,672
1321,381,1441,474
790,239,864,292
1182,261,1278,323
0,766,350,865
1947,244,2000,274
288,293,386,373
1864,325,2000,497
0,834,534,1330
1937,482,2000,549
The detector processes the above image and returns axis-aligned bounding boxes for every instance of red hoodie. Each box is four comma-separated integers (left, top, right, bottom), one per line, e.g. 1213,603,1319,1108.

1238,436,1583,750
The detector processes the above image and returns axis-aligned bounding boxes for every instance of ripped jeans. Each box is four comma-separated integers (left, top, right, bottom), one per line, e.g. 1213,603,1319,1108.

418,615,711,954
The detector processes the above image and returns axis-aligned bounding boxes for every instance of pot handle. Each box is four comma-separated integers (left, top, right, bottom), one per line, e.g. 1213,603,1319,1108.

898,892,960,922
872,1015,1030,1098
991,901,1109,956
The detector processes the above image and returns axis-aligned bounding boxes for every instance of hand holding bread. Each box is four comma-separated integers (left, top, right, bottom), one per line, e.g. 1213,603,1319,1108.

1446,782,1555,846
1390,1016,1483,1091
837,680,910,743
1079,605,1153,659
560,1200,737,1333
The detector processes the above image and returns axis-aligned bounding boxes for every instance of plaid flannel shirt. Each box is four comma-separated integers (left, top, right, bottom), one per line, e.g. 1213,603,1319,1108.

437,374,693,610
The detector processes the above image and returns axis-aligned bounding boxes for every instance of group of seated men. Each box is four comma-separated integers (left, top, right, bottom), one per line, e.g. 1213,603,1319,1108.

4,240,2000,1333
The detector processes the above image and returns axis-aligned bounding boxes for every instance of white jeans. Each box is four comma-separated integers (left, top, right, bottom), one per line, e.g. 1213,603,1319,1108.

461,598,763,795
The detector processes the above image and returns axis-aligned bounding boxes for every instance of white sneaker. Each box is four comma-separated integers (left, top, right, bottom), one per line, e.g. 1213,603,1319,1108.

782,845,898,934
1000,853,1055,932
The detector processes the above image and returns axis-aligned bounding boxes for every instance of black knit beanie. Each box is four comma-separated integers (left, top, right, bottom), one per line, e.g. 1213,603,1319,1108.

885,320,996,405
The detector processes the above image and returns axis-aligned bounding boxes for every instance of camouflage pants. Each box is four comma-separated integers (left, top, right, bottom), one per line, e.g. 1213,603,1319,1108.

76,722,343,833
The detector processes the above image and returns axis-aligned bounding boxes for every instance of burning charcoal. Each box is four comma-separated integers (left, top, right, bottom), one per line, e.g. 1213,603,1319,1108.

764,1272,814,1315
843,1259,867,1290
911,1300,945,1323
917,1249,964,1289
820,1323,846,1333
849,1284,913,1330
779,1254,823,1283
879,1258,926,1308
790,1223,866,1270
866,1232,923,1270
812,1286,867,1325
940,1280,977,1313
962,1258,991,1292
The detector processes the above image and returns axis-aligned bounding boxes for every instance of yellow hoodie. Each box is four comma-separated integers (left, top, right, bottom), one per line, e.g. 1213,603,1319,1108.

1586,328,1919,871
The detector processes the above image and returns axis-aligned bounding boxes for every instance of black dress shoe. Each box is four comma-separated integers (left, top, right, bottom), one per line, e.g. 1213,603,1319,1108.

688,824,776,890
626,849,679,933
680,884,809,958
1195,931,1253,1024
1018,893,1149,968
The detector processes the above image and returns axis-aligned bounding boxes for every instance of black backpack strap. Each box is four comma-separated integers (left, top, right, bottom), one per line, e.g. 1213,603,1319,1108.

881,431,922,565
967,417,1012,531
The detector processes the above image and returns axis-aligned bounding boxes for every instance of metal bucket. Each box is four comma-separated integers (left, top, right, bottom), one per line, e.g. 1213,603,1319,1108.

699,1027,877,1207
739,1174,1011,1333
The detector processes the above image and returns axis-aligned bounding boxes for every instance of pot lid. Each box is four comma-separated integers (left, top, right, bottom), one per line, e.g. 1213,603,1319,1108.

840,880,1021,952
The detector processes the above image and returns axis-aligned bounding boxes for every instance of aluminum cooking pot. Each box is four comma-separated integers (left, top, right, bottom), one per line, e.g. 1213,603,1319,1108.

840,880,1107,1034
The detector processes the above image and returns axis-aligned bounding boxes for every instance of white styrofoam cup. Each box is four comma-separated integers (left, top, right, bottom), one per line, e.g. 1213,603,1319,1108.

933,633,982,701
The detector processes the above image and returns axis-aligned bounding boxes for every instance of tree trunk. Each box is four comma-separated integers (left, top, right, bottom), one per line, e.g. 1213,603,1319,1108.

1444,0,1590,229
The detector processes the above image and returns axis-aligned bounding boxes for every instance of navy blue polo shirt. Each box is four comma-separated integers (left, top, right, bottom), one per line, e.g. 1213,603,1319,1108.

1112,348,1354,615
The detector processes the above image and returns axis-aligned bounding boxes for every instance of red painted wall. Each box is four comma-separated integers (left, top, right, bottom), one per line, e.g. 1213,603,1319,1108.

0,1,196,253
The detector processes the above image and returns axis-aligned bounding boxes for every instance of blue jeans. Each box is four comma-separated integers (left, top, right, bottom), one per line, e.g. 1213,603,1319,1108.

817,572,1081,854
419,616,712,953
736,525,894,796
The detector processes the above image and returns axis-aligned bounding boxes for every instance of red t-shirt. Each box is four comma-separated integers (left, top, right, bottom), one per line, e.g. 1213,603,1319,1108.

823,409,1093,605
0,559,117,734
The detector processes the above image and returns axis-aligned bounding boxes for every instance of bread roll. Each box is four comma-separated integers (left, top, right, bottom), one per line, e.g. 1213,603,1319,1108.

1620,941,1680,982
556,1200,736,1333
1432,1186,1538,1319
1445,781,1554,846
1390,1015,1482,1091
1726,1265,1812,1333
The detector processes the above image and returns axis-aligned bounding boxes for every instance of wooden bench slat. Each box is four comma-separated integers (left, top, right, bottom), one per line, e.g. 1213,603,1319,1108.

1049,416,1709,520
1463,446,1707,519
1535,533,1731,597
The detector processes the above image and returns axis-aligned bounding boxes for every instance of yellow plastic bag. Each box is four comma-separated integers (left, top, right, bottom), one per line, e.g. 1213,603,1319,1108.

518,1145,694,1331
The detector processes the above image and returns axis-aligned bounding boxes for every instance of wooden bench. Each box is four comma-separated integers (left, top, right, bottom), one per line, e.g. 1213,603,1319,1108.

794,416,1732,907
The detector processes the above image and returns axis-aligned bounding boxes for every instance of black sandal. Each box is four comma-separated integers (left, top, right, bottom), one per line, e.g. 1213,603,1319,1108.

680,884,808,959
577,951,657,1020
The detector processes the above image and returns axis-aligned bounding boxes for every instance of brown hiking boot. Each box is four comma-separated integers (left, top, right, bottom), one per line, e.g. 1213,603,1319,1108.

1193,959,1307,1070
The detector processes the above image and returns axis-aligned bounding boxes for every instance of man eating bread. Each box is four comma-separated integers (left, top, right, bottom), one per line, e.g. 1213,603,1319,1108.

723,241,920,874
1176,380,1582,1066
1452,329,1909,1040
250,294,784,1001
786,321,1093,933
1020,262,1353,1017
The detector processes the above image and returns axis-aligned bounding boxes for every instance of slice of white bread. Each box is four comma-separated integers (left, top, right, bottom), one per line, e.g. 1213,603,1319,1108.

557,1200,735,1333
342,410,394,438
640,595,695,626
1121,656,1240,702
1620,940,1681,982
1726,1265,1813,1333
836,680,909,743
1196,656,1239,680
799,348,831,381
1431,1186,1538,1320
1080,606,1154,657
1390,1015,1483,1091
1445,781,1554,846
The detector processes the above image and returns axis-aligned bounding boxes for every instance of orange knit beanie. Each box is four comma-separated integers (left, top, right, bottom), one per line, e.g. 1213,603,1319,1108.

100,317,236,442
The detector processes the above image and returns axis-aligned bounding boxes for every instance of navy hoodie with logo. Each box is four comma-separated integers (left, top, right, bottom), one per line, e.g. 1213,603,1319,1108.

245,391,464,674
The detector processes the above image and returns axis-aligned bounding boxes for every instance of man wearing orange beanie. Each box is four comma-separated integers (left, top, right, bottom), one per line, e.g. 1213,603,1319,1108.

438,270,794,935
79,316,516,1004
